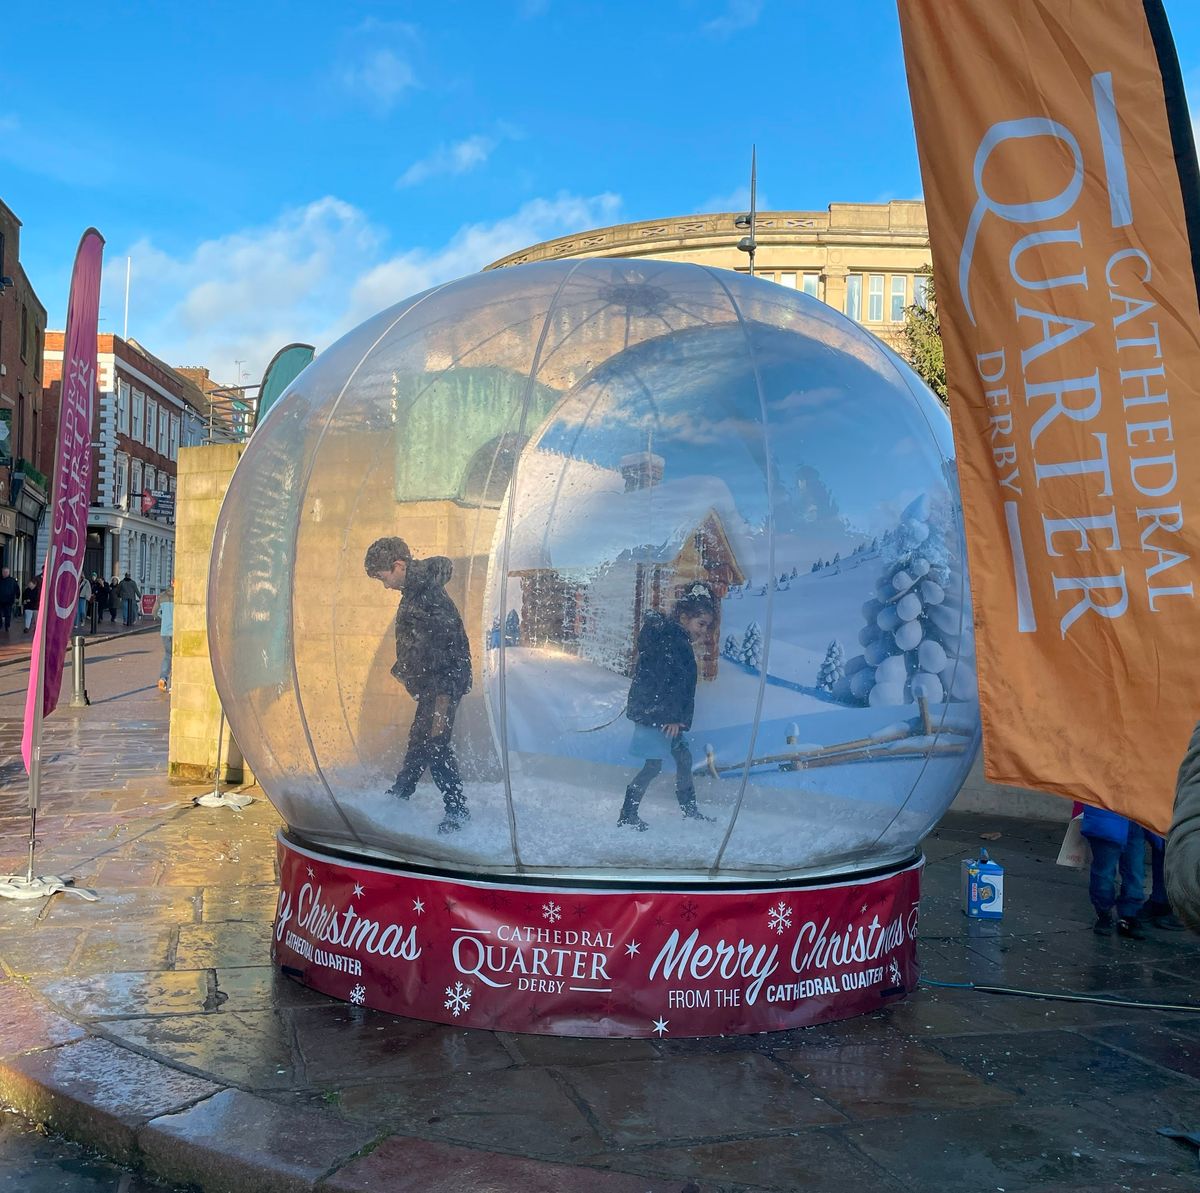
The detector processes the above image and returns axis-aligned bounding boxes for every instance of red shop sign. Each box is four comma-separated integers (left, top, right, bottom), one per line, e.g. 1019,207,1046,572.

273,835,922,1038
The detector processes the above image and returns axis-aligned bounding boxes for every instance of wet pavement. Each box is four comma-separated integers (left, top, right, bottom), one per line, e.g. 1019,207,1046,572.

0,639,1197,1190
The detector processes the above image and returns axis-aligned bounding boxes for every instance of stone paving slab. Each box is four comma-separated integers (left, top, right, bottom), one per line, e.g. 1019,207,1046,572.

0,640,1197,1190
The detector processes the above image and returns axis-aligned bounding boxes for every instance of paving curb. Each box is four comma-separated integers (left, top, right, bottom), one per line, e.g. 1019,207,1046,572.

0,978,675,1192
0,621,160,670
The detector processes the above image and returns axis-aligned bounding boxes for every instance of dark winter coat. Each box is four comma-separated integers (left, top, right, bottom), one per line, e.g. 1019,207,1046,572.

626,611,698,730
1168,718,1200,932
117,577,140,601
0,576,18,608
391,557,472,700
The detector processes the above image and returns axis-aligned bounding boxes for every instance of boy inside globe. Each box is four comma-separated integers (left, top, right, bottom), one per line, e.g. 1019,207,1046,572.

619,583,717,830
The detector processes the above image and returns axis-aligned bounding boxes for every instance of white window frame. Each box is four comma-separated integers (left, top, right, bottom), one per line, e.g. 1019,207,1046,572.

801,273,819,298
113,452,128,509
117,380,130,435
778,271,797,288
131,458,143,498
145,465,156,493
158,408,169,456
169,414,179,460
145,399,157,450
890,275,907,322
131,390,144,442
914,274,931,308
867,274,885,322
844,274,862,321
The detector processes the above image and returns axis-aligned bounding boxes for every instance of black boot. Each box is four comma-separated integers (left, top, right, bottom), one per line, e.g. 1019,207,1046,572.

618,789,648,831
680,800,714,823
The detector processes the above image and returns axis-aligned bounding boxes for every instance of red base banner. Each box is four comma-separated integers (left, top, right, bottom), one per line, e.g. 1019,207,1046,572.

273,834,922,1037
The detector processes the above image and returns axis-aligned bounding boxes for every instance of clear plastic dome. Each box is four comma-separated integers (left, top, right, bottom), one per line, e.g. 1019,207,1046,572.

209,259,980,881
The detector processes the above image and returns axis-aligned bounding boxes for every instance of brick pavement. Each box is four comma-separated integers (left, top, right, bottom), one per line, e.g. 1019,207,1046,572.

0,638,1197,1191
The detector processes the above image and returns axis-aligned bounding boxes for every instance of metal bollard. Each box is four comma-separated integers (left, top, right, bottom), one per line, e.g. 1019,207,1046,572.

69,635,90,708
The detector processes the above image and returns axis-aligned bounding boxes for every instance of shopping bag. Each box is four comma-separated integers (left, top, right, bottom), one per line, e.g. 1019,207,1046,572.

1056,815,1091,869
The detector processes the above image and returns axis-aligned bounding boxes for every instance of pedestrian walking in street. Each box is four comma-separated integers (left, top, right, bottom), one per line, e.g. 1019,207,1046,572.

1082,805,1148,938
117,573,141,626
76,574,92,629
153,582,174,692
22,573,40,633
108,575,120,622
365,536,472,835
92,575,109,626
618,583,716,831
0,567,18,633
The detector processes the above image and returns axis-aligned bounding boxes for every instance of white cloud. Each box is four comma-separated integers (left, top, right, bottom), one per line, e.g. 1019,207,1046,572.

703,0,764,37
397,134,500,187
110,191,622,383
337,21,420,112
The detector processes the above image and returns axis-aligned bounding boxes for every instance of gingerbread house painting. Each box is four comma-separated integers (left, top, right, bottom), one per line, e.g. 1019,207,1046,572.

504,453,750,680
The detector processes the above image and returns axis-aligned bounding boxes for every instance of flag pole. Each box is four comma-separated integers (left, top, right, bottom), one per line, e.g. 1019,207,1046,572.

24,544,52,883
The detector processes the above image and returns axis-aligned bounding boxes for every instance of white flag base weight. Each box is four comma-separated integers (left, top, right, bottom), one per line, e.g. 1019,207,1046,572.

193,790,254,811
0,875,99,901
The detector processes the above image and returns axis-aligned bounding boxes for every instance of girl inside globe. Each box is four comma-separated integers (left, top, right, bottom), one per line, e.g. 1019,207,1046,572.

618,583,717,830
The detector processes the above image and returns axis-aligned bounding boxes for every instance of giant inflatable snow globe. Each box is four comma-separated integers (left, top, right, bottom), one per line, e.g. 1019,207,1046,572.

210,258,980,1036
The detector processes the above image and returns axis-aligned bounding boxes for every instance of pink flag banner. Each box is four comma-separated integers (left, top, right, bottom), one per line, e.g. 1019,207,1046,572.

22,229,105,771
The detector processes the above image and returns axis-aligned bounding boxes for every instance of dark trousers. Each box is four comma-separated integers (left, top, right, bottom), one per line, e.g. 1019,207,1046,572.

624,734,696,813
122,597,136,625
394,694,465,815
1089,826,1146,919
0,602,11,631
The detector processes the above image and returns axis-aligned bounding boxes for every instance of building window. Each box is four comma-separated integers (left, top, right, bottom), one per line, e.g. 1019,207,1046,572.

844,274,862,321
890,275,908,322
802,273,819,298
145,400,157,450
19,305,27,362
132,390,144,441
778,272,797,289
34,330,42,381
117,381,130,435
145,465,156,493
914,273,931,308
867,274,884,322
158,409,169,457
131,459,143,498
169,415,179,460
114,453,128,508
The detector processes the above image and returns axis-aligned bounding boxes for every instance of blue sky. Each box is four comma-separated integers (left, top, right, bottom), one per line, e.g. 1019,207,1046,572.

5,0,1200,382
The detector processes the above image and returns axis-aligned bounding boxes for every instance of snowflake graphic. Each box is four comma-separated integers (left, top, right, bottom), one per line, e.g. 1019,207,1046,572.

349,983,366,1006
572,903,588,919
678,899,698,922
444,981,473,1017
888,957,903,986
767,901,793,935
542,900,562,924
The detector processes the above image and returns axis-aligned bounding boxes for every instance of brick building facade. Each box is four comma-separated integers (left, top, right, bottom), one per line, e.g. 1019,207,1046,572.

0,199,49,586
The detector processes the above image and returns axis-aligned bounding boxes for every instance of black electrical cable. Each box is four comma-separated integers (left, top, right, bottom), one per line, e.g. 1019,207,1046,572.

920,974,1200,1013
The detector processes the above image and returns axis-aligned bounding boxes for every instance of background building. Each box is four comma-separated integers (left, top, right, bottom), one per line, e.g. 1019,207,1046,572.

42,333,207,597
0,199,48,586
488,200,931,354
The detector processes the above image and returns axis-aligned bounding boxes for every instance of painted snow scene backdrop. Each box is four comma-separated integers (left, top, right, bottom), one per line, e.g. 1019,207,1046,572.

208,260,981,881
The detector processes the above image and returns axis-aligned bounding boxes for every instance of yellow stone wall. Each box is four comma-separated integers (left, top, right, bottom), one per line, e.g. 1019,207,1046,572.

169,444,250,782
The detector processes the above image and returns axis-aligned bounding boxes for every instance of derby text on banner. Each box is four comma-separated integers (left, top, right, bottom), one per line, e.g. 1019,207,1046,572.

22,229,105,772
897,0,1200,832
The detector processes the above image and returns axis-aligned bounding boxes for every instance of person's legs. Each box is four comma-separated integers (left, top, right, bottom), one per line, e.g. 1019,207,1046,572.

1089,838,1120,932
619,759,663,829
158,635,172,689
427,698,467,828
0,604,10,631
1115,825,1147,936
671,735,712,820
388,695,435,799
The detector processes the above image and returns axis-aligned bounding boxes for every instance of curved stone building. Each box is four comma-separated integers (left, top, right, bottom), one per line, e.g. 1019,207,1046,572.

487,200,931,353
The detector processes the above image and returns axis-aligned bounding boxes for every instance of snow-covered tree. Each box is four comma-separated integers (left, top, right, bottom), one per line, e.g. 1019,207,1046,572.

816,640,845,693
741,621,764,670
831,493,975,708
722,633,739,661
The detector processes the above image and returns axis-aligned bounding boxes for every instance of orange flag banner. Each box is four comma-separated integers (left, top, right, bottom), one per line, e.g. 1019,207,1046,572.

897,0,1200,831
